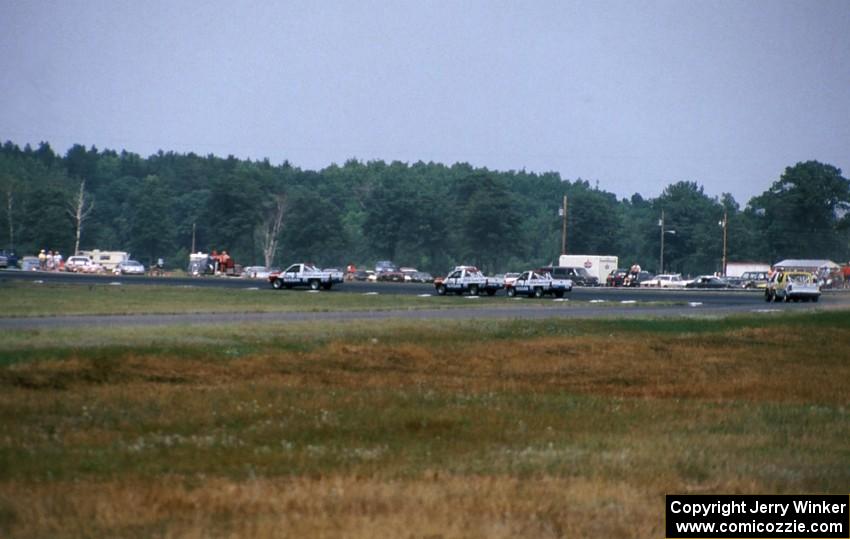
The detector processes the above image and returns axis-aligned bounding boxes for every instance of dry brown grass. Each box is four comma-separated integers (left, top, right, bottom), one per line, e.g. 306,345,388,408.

1,314,848,538
5,474,760,539
5,325,847,403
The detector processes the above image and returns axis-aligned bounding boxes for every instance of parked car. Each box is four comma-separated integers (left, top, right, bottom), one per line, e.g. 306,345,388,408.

0,250,18,269
765,271,820,303
65,255,104,273
641,273,689,288
115,260,146,275
408,271,434,283
606,268,630,287
20,256,40,271
537,266,599,287
625,271,655,287
351,269,371,281
375,260,398,273
685,275,733,289
400,267,418,281
242,266,274,279
741,271,770,289
377,269,405,282
503,272,521,287
724,276,744,288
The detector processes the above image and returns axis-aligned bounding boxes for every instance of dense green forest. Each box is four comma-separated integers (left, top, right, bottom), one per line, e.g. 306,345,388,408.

1,140,848,275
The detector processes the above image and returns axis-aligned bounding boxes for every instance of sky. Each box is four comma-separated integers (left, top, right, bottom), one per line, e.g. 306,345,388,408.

2,0,849,204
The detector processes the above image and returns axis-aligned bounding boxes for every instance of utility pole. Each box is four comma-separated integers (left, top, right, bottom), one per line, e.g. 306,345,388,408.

720,208,728,276
561,195,568,255
659,209,664,274
6,186,13,251
191,222,196,254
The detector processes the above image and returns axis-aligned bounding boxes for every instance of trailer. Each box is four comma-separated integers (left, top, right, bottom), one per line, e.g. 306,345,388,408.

557,255,618,283
725,261,770,278
79,250,129,271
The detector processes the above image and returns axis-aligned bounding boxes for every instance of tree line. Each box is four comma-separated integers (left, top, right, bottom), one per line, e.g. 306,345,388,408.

1,140,848,276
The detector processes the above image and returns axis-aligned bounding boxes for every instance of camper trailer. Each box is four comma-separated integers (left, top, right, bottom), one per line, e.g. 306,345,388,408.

79,250,129,271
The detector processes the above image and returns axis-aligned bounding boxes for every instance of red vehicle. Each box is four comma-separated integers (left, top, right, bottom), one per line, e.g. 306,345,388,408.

210,250,237,275
377,269,405,282
606,268,629,287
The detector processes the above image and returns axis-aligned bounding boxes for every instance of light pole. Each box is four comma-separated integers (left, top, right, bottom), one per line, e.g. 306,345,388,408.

718,209,728,276
659,209,676,273
560,194,568,255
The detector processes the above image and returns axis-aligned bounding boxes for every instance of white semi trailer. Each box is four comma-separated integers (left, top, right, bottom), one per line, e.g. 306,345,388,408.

557,255,619,283
725,262,771,278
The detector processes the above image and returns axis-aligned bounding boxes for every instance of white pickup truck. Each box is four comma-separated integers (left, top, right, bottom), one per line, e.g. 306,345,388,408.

268,263,344,290
434,266,504,296
506,270,573,298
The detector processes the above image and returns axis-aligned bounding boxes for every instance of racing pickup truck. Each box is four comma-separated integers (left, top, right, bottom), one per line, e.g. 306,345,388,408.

764,271,820,303
505,270,573,298
434,266,504,296
268,263,344,290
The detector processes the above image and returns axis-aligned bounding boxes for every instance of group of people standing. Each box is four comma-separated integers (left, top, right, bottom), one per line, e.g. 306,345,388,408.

37,249,64,271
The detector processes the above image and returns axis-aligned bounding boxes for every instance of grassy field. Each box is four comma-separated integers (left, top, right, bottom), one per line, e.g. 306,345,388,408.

0,300,848,537
0,280,678,318
0,280,492,317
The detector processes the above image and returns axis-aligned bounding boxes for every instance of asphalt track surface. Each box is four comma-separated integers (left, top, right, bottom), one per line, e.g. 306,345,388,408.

2,269,848,330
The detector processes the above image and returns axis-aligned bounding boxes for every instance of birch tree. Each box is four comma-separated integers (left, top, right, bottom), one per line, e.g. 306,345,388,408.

260,195,285,268
67,179,94,255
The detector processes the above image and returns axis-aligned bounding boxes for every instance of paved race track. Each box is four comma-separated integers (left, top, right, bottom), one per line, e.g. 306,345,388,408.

2,269,847,330
0,269,769,304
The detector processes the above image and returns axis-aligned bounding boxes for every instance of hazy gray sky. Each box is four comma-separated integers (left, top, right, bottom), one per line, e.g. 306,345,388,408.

2,0,848,203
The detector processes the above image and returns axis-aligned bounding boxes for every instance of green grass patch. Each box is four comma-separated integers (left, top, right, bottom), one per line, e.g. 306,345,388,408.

0,280,681,318
0,281,482,317
0,308,846,363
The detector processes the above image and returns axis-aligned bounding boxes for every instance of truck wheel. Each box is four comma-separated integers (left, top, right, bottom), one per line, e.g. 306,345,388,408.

469,284,479,296
506,287,516,298
272,278,283,290
310,280,320,291
436,284,446,296
533,287,543,299
486,289,496,296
